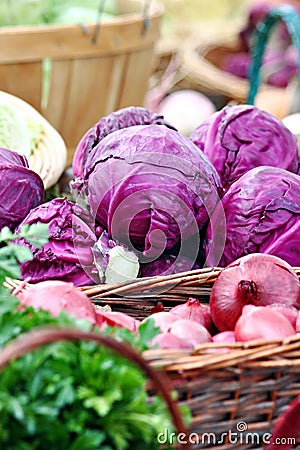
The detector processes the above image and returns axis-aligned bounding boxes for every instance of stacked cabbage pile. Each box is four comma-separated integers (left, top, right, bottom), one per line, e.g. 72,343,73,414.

3,99,300,286
189,104,300,268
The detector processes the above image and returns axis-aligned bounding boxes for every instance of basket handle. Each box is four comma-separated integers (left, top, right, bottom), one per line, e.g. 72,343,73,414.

247,5,300,105
92,0,152,43
0,326,191,450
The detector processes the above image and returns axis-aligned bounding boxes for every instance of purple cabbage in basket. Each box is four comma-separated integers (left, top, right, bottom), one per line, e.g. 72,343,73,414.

222,48,298,88
222,52,251,80
16,197,99,286
239,0,300,51
72,106,177,178
83,124,221,260
0,148,44,231
190,105,300,191
205,166,300,267
140,254,201,278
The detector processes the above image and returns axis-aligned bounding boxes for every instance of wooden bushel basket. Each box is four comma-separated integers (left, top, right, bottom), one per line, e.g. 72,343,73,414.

0,0,164,165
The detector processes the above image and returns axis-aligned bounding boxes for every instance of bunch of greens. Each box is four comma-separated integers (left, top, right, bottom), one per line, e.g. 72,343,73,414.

0,223,49,289
0,0,118,27
0,223,182,449
0,308,175,449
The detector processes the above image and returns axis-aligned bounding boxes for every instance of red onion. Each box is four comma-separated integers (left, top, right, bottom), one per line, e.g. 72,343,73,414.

212,331,236,344
265,395,300,450
235,305,295,342
141,311,179,333
168,319,212,347
210,253,300,331
296,312,300,333
170,298,213,332
17,280,97,325
266,303,298,329
149,332,194,350
95,310,139,333
206,331,237,354
150,302,165,314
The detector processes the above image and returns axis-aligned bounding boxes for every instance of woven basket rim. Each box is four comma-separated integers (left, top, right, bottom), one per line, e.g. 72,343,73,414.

143,332,300,372
5,265,300,373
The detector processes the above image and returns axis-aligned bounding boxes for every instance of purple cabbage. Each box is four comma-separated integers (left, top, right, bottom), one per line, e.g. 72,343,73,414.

222,52,251,79
222,47,297,88
205,166,300,267
239,0,300,51
140,254,201,278
0,164,44,231
239,1,272,51
72,106,177,178
0,147,29,167
16,197,99,286
83,124,221,261
190,105,299,191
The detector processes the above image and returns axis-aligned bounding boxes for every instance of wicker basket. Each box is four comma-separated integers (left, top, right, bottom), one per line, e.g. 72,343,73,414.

174,32,264,103
84,267,300,447
0,1,164,166
6,266,300,448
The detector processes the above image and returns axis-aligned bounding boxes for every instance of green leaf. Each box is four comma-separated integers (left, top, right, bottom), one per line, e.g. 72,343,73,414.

0,259,21,279
0,226,16,243
8,397,25,421
8,244,33,263
18,223,49,248
137,317,160,349
69,430,107,450
82,389,122,417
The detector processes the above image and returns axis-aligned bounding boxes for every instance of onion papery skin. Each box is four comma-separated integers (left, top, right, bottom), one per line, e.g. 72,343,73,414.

210,253,300,331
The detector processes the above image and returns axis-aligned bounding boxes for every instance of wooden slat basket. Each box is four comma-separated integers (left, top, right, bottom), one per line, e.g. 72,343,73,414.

0,0,164,165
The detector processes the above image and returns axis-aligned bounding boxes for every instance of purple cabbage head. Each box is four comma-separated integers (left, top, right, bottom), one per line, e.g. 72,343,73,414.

0,147,29,167
72,106,177,178
140,254,201,278
16,197,99,286
190,105,299,192
222,52,251,79
83,124,221,262
205,166,300,267
239,1,300,51
0,154,44,231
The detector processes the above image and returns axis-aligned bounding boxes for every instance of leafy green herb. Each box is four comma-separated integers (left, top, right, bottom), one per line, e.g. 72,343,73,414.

0,299,176,449
102,317,161,353
0,223,49,287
